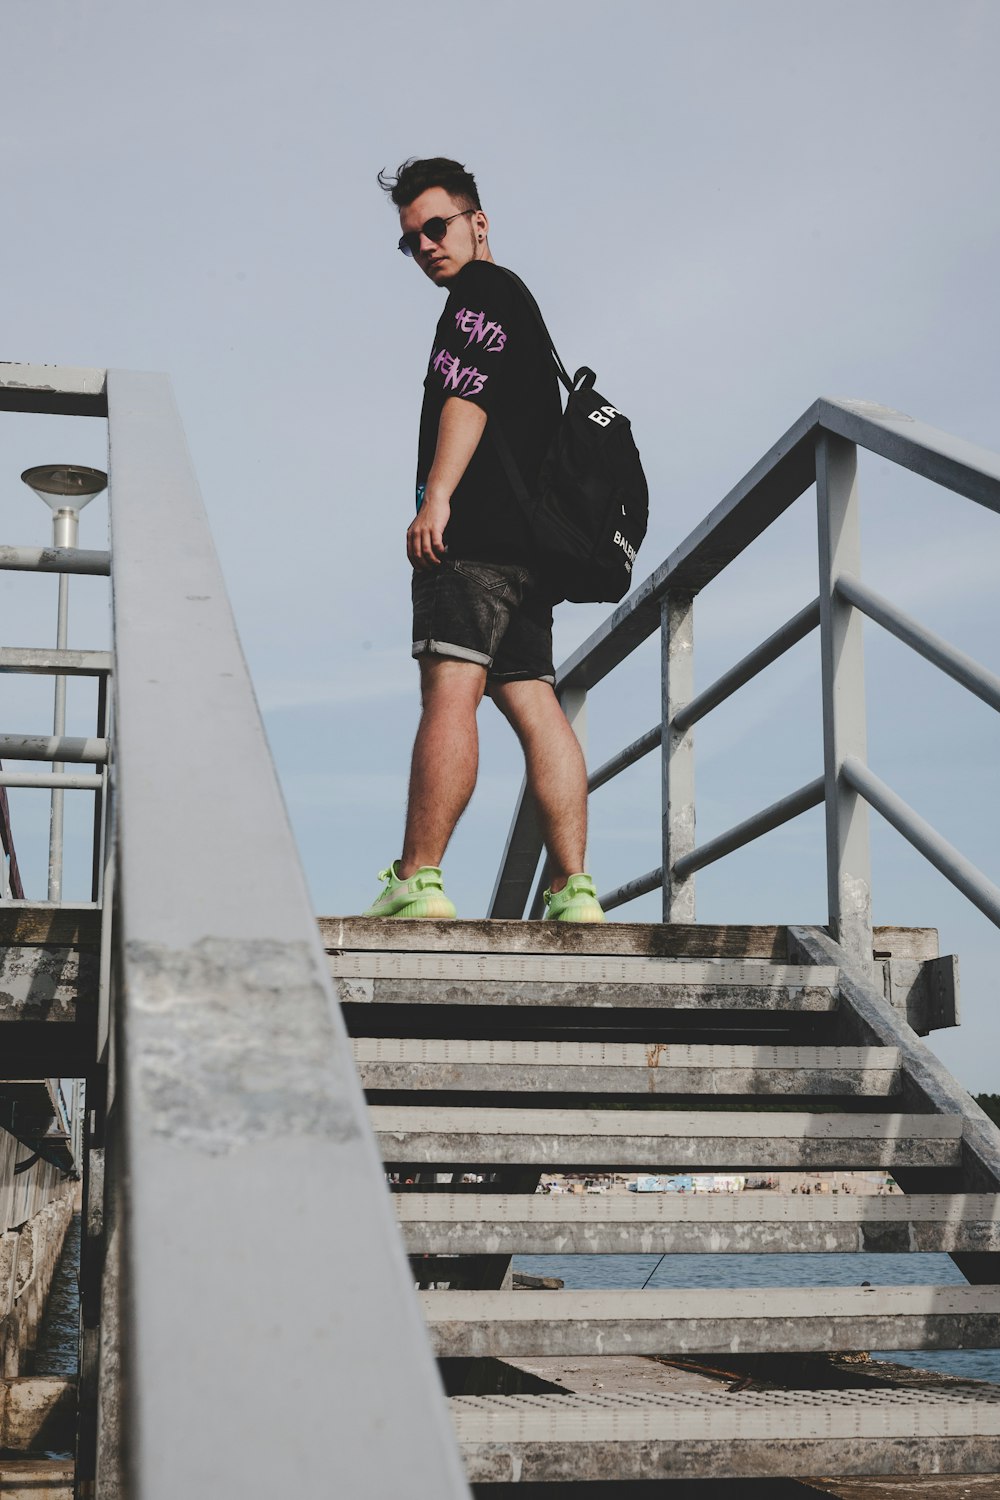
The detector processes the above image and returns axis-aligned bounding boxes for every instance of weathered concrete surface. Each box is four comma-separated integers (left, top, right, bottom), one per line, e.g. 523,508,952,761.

0,1188,75,1376
0,904,100,949
500,1353,723,1397
0,946,98,1018
375,1105,961,1173
791,927,1000,1212
0,1459,73,1498
397,1190,1000,1258
339,974,838,1010
333,948,838,988
425,1284,1000,1359
457,1432,1000,1485
356,1039,900,1097
808,1480,1000,1498
880,953,959,1034
0,1377,76,1450
323,918,939,962
326,918,795,958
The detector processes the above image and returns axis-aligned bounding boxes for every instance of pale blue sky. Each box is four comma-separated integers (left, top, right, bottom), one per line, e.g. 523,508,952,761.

2,0,999,1086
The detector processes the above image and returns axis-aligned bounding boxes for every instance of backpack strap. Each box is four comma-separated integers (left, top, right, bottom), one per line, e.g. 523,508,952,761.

497,266,575,394
486,269,593,525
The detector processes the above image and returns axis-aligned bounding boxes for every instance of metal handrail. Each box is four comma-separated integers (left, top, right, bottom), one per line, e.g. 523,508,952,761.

491,397,1000,964
0,362,470,1498
673,598,820,734
554,398,1000,697
673,777,826,880
0,735,109,764
836,572,1000,713
599,866,662,914
588,725,661,793
0,771,103,790
842,757,1000,928
0,545,111,575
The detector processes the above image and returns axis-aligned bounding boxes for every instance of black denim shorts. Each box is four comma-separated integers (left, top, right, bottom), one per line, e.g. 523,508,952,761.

411,558,555,685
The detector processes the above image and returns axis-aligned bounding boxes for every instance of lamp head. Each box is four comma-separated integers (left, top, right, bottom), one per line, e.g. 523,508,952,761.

21,464,107,513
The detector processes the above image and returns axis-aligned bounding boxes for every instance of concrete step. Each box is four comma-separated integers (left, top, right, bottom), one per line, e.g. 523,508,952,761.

325,917,795,958
356,1039,900,1096
449,1385,1000,1483
333,952,839,1011
322,918,938,962
397,1191,1000,1257
0,1376,75,1452
0,1458,73,1499
373,1106,962,1171
424,1284,1000,1359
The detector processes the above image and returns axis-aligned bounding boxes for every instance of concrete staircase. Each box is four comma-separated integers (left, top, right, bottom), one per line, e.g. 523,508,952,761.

326,915,1000,1489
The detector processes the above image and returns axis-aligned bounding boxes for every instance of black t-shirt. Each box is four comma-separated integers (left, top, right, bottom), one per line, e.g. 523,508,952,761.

416,260,561,564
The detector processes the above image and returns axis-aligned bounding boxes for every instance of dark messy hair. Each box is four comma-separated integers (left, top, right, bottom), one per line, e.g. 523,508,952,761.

377,157,482,211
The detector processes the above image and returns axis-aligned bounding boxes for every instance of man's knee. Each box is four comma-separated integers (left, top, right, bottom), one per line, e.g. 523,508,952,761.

418,654,487,711
491,677,559,733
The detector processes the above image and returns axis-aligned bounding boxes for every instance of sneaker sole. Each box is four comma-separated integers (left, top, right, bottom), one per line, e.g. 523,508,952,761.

374,896,456,920
545,904,606,923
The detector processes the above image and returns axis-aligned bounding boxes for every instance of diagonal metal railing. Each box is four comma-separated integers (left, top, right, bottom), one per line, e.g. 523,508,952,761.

0,364,470,1497
490,398,1000,973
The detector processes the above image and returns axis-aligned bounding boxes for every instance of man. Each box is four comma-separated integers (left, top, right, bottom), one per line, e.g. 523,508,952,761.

364,157,603,923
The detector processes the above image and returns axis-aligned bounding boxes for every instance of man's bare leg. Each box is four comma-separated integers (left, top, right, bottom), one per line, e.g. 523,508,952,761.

491,679,587,893
397,656,487,878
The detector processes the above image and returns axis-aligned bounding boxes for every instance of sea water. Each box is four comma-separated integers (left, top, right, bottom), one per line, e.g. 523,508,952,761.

513,1250,1000,1384
27,1218,1000,1385
32,1212,81,1376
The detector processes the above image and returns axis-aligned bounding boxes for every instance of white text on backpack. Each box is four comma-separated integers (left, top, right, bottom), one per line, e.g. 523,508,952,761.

614,531,636,570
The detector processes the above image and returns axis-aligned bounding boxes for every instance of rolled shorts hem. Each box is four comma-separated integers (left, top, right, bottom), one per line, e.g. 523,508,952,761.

412,638,492,669
487,669,556,687
411,640,555,687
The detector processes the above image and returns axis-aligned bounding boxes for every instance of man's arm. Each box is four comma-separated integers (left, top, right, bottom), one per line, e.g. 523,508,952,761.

408,397,487,568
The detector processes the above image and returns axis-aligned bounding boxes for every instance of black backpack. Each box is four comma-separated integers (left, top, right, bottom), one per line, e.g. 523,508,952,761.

488,268,649,604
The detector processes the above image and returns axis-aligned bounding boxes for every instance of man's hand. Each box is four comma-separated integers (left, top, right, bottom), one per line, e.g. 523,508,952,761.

407,492,451,569
409,397,488,569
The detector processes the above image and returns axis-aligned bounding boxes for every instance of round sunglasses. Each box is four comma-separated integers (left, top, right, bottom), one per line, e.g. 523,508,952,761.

398,208,476,258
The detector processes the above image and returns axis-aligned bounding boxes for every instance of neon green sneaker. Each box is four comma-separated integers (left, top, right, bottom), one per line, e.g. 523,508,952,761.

542,873,606,923
362,861,457,919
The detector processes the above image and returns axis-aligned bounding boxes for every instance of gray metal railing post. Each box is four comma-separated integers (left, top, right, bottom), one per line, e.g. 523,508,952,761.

816,433,873,971
47,511,76,902
661,592,696,922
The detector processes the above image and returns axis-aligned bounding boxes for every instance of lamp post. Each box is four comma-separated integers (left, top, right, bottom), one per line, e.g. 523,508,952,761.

20,464,108,901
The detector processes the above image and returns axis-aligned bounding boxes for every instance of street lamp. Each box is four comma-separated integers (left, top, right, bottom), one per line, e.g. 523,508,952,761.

20,464,108,901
